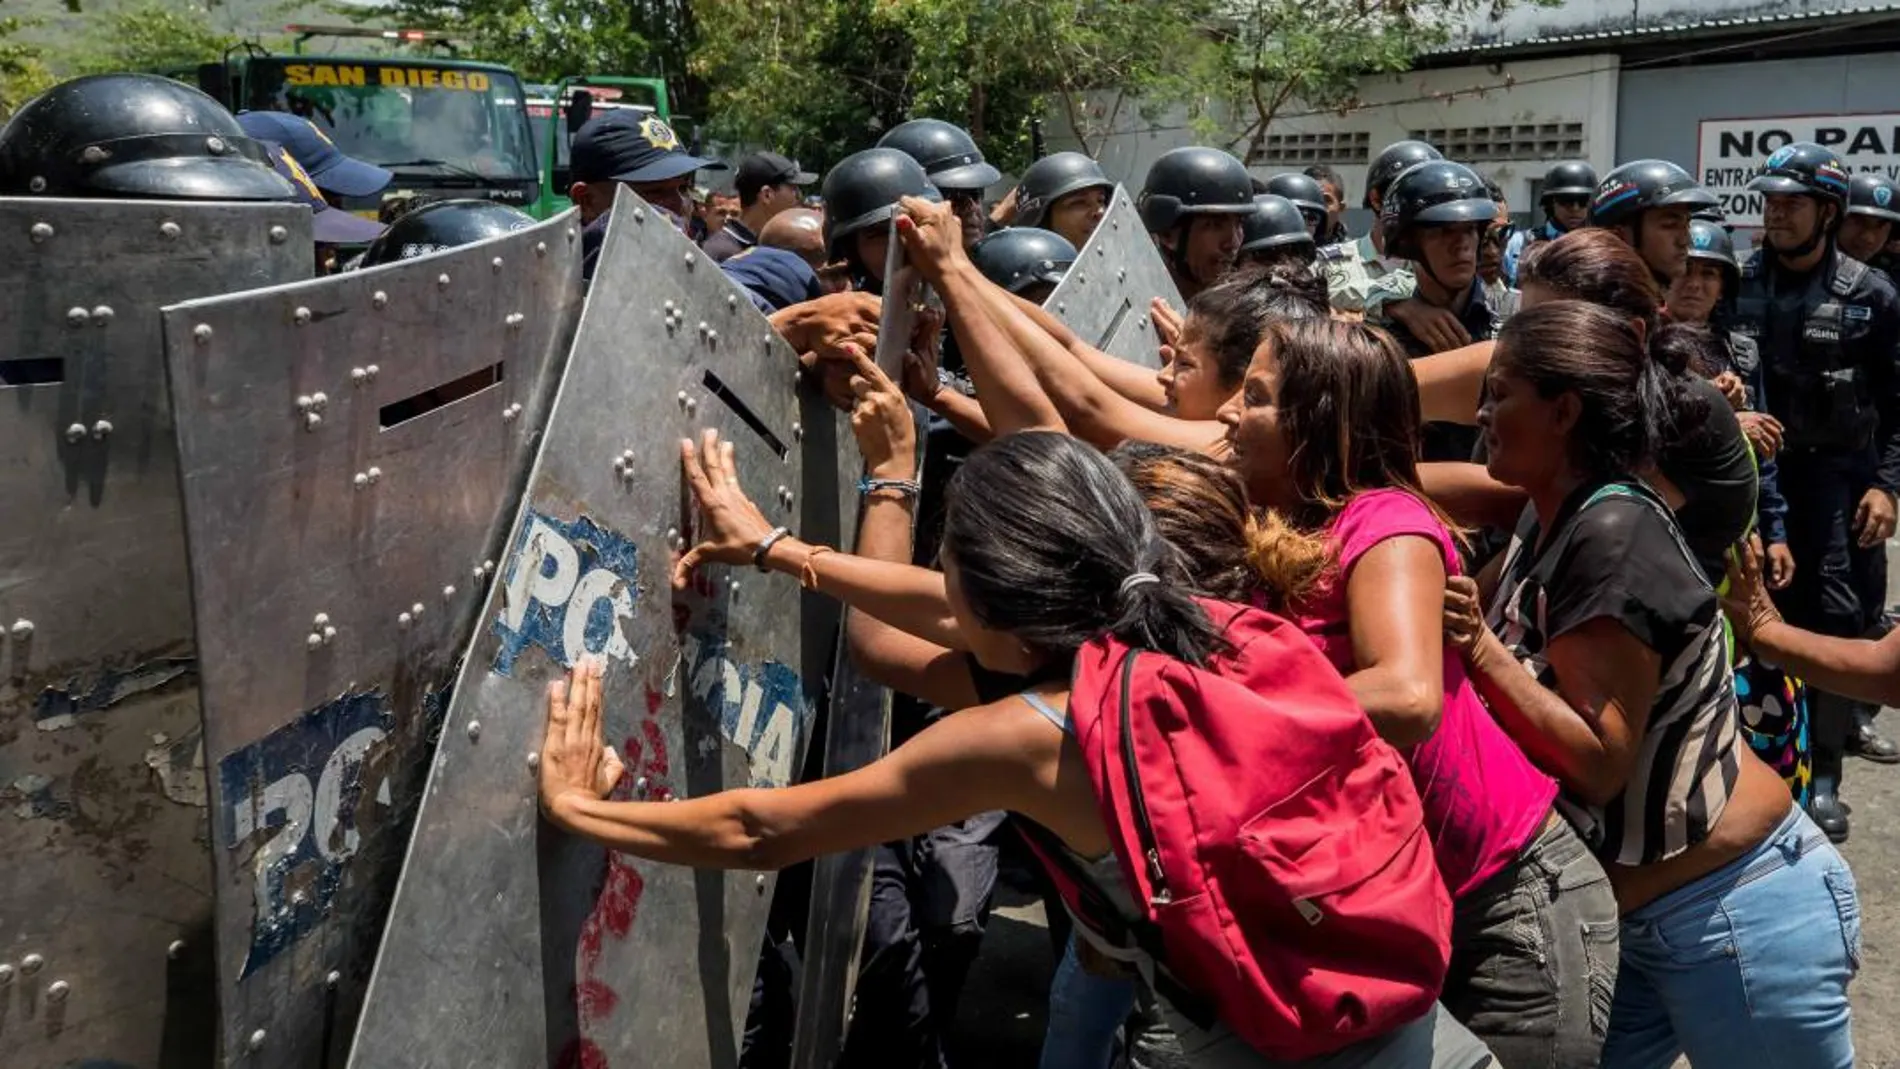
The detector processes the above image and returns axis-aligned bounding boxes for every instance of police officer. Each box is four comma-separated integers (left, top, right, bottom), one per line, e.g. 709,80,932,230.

1264,172,1329,243
356,198,535,267
1373,159,1499,460
237,109,393,208
0,72,294,201
1586,158,1717,288
1735,142,1900,840
1319,138,1440,313
1502,160,1595,285
969,226,1075,304
257,139,386,274
1838,173,1900,274
703,151,819,263
1011,151,1115,251
1135,145,1253,300
819,147,943,294
566,110,725,281
1239,193,1317,271
878,118,1002,250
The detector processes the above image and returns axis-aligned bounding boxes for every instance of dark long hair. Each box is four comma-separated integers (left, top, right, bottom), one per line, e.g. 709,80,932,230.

943,432,1225,667
1186,261,1328,391
1494,300,1674,479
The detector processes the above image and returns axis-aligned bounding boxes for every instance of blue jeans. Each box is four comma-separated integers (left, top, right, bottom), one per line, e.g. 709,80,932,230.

1603,805,1859,1069
1040,936,1135,1069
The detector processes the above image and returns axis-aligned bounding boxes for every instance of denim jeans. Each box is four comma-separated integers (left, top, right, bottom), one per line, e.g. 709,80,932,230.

1039,937,1187,1069
1442,815,1619,1068
1602,805,1859,1069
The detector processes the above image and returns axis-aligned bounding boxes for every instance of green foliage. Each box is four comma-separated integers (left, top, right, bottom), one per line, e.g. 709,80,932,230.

0,17,58,118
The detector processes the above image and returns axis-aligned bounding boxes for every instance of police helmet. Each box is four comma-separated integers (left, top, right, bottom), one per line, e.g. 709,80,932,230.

1137,147,1254,234
1846,172,1900,224
1380,160,1495,260
820,147,943,260
1363,140,1443,209
1014,152,1114,229
877,118,1002,192
1264,173,1327,223
0,73,296,200
1686,218,1739,281
1746,142,1850,207
970,227,1076,295
1588,160,1717,227
358,199,535,268
1540,161,1597,202
1241,195,1316,256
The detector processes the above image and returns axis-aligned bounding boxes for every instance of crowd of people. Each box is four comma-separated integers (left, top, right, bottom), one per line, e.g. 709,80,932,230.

5,68,1899,1069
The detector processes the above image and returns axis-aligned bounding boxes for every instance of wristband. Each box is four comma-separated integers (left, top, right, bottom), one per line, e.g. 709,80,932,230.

752,526,792,572
859,476,921,499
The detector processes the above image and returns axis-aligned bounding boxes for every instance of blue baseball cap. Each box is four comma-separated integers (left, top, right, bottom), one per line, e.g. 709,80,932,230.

570,110,724,184
262,141,386,245
237,110,393,198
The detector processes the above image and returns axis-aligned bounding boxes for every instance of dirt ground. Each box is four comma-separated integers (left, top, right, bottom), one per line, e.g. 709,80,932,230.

946,543,1900,1068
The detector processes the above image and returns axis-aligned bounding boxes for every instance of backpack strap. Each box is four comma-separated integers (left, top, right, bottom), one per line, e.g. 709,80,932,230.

1830,253,1867,298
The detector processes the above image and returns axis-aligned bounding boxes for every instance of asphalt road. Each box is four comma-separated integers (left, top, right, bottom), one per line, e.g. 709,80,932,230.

946,541,1900,1068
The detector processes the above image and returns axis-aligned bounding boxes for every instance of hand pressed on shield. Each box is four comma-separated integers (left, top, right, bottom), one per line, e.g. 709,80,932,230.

675,429,778,587
1150,297,1184,348
770,291,882,359
539,657,626,820
895,195,968,284
843,346,918,480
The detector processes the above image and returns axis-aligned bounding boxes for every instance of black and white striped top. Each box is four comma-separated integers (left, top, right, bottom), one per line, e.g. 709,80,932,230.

1486,481,1743,867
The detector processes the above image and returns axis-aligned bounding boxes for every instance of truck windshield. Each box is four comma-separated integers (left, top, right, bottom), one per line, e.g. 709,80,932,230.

245,59,537,182
526,100,656,170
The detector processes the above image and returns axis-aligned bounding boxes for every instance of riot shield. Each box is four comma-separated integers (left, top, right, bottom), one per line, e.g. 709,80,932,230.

159,209,585,1066
350,187,822,1068
0,198,311,1069
1043,186,1182,370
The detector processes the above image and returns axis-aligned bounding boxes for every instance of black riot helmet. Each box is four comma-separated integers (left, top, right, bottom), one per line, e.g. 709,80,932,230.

1847,173,1900,224
1540,161,1597,203
1747,141,1851,208
1264,173,1327,235
358,199,535,268
1136,146,1254,234
820,147,944,260
877,118,1002,193
1588,159,1717,228
0,73,296,200
1686,218,1740,286
1240,195,1317,262
970,227,1076,295
1014,151,1114,229
1379,160,1495,261
1363,139,1443,210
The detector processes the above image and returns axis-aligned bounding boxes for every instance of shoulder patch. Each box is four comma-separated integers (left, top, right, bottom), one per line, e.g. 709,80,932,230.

1318,243,1353,262
1844,304,1873,321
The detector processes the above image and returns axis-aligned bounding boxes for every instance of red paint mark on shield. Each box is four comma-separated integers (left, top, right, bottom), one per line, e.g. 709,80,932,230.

577,977,620,1021
640,718,669,779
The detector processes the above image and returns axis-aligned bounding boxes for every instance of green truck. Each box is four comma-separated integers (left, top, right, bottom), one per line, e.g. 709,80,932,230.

523,77,673,218
186,28,543,218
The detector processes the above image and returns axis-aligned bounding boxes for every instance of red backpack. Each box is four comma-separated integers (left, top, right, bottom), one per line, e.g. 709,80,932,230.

1027,599,1451,1060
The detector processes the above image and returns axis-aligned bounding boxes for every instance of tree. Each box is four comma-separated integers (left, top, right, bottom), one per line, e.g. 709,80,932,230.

0,17,57,119
1209,0,1562,161
62,2,240,76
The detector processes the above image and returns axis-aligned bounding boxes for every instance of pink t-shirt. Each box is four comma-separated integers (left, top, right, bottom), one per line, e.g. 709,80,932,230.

1290,488,1556,899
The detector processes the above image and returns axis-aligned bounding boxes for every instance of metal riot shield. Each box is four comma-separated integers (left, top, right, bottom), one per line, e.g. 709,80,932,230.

159,209,585,1066
790,219,926,1069
1043,186,1183,370
350,187,822,1068
0,198,311,1069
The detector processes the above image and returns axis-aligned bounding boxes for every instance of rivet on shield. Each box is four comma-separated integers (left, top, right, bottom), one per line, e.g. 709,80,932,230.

21,953,44,974
351,367,369,385
526,752,540,770
91,419,112,440
353,472,370,490
0,964,12,984
326,970,342,989
205,136,227,155
248,1029,267,1052
756,874,768,893
632,208,646,224
194,323,214,344
367,364,380,379
684,252,696,269
1078,274,1088,285
168,939,187,960
9,620,32,639
502,403,523,422
466,721,481,742
1118,268,1127,282
160,221,182,240
438,273,452,288
412,602,426,617
483,559,495,575
293,306,312,326
506,312,525,328
28,221,53,242
46,980,69,1001
664,300,677,313
305,412,323,431
791,422,803,441
398,612,412,628
307,633,323,651
442,585,456,600
727,294,739,310
66,307,89,328
312,390,330,410
313,613,330,628
567,227,578,241
492,256,505,272
28,176,46,193
1056,303,1067,314
90,305,113,325
296,395,315,413
372,291,389,309
729,579,741,594
64,423,86,443
535,241,548,256
80,145,109,164
697,321,710,336
269,226,289,244
1137,316,1149,329
634,776,649,794
322,626,336,643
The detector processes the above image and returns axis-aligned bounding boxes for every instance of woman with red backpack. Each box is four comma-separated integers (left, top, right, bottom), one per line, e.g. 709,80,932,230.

537,425,1494,1067
1216,316,1619,1066
1442,300,1858,1067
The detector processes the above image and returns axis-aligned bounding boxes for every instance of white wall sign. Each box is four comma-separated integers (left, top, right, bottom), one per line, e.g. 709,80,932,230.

1698,114,1900,226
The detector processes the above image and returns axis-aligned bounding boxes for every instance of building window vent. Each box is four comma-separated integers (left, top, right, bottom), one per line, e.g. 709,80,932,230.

1247,131,1371,166
1409,123,1584,162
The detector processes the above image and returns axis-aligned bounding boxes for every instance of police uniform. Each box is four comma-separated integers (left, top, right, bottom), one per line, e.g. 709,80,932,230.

1501,220,1562,288
1319,232,1414,314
